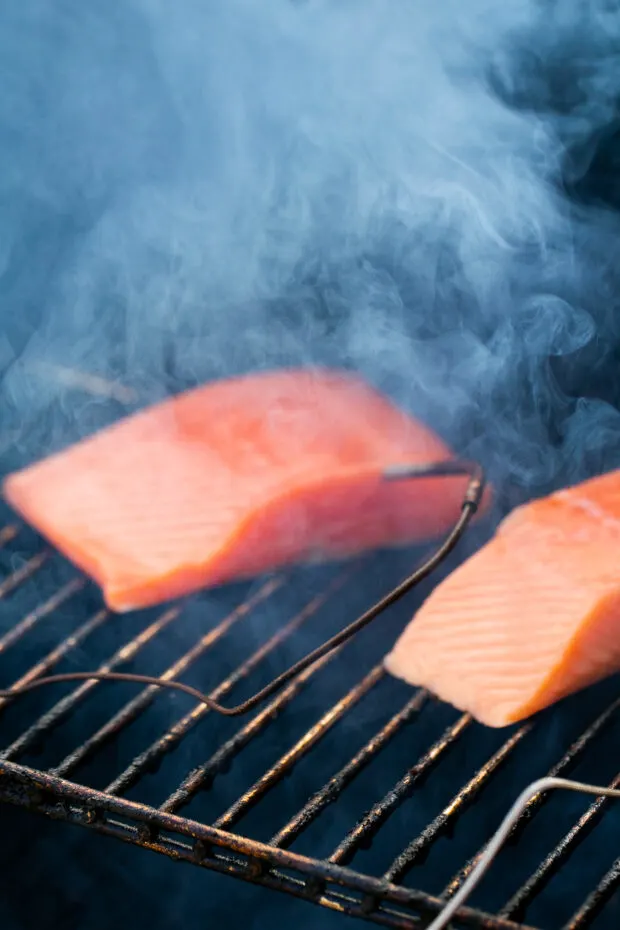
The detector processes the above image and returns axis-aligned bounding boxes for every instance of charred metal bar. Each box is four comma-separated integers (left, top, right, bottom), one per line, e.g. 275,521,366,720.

0,607,109,712
4,453,615,929
52,578,282,778
0,525,18,548
270,691,428,850
564,859,620,930
160,646,344,815
0,578,85,655
383,723,533,885
1,608,181,760
501,768,620,921
424,778,620,930
329,712,472,867
104,573,350,797
0,758,530,930
213,664,385,831
0,551,48,599
442,697,620,900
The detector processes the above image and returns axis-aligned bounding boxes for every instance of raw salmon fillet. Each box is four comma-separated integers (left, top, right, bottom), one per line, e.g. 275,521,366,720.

385,469,620,727
3,368,472,612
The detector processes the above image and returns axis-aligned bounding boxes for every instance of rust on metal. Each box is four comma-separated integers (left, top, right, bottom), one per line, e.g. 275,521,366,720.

270,690,428,850
383,722,533,885
104,571,350,797
52,578,282,778
0,608,110,712
2,607,182,761
0,514,619,929
0,758,532,930
328,712,472,867
564,859,620,930
160,645,344,814
442,698,620,902
500,768,620,921
213,664,385,831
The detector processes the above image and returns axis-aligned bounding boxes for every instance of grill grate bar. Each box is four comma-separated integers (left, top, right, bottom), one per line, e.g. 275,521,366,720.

501,768,620,921
442,697,620,902
0,578,86,656
0,525,18,548
104,571,352,796
106,571,352,797
160,643,345,814
270,691,428,851
0,551,49,599
213,663,385,831
564,859,620,930
0,608,109,713
2,524,620,927
1,607,181,760
382,722,533,885
52,578,282,779
0,757,533,930
328,711,472,867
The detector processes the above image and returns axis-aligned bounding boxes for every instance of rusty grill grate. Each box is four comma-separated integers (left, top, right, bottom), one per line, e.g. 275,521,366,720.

1,513,620,930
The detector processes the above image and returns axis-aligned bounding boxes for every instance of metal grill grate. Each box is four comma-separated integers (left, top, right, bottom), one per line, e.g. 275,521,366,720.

1,517,620,930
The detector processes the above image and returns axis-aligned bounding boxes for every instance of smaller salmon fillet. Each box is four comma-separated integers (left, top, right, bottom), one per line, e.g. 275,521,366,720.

3,368,472,612
385,469,620,727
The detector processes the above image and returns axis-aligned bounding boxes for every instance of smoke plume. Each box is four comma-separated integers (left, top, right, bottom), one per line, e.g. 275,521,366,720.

2,0,620,503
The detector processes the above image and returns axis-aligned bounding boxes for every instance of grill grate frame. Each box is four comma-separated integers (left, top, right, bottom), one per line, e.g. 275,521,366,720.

0,522,619,930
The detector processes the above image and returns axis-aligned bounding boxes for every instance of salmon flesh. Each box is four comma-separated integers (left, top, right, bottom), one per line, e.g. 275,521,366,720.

3,368,471,612
385,470,620,727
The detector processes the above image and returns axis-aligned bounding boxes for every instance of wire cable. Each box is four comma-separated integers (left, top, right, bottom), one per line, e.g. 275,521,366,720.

426,776,620,930
0,460,484,717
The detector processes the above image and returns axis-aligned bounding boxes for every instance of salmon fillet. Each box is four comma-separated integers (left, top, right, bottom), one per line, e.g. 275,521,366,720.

384,469,620,727
3,367,472,612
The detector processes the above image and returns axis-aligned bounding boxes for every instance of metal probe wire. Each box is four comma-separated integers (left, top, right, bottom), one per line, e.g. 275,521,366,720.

0,460,485,717
426,776,620,930
3,462,619,930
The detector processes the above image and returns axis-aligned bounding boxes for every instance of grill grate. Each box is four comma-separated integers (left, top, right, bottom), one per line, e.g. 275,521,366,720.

0,518,620,930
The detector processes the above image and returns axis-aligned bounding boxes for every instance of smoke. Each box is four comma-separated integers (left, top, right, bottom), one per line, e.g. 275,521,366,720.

2,3,620,928
2,0,620,498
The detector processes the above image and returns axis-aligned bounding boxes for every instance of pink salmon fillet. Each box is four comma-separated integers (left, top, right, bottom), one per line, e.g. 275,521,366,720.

385,469,620,727
3,367,476,612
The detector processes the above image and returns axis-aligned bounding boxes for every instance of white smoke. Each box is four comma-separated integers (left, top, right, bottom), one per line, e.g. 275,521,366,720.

2,0,620,497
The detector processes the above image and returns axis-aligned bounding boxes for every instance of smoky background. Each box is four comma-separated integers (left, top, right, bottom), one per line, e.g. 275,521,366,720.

2,0,620,497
